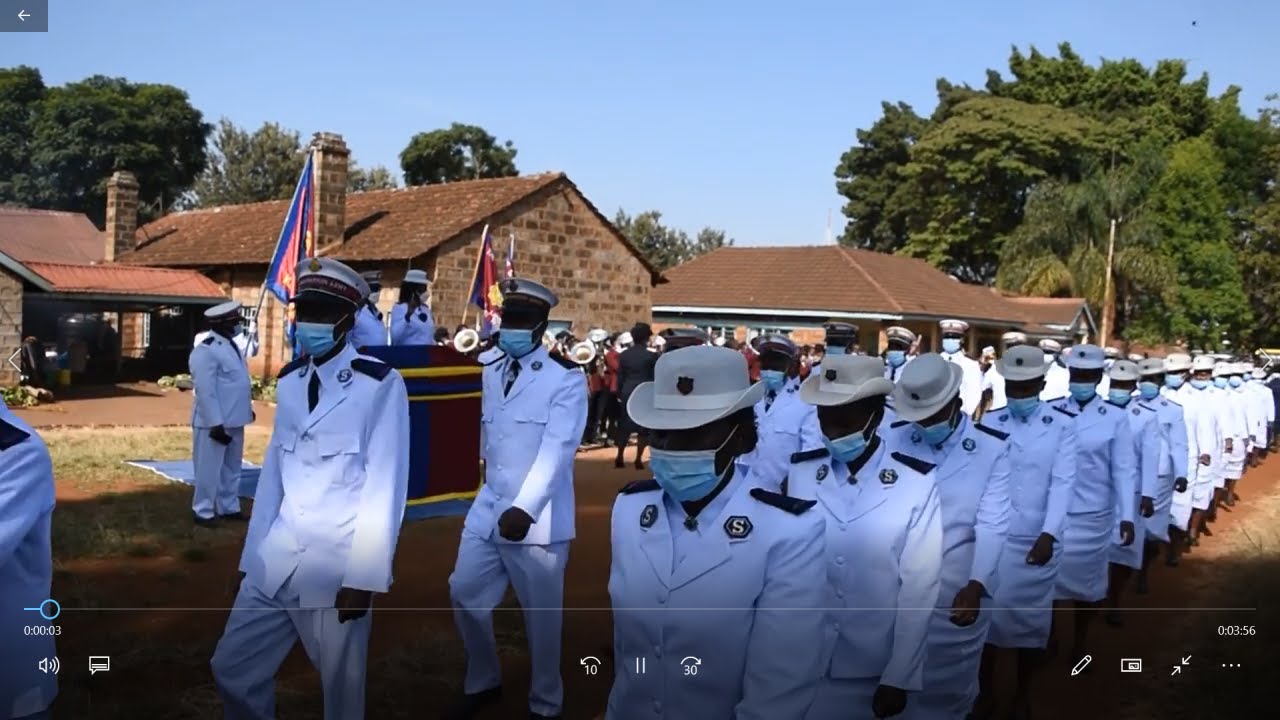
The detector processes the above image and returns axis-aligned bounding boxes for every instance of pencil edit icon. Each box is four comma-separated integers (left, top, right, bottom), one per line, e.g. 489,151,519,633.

1071,655,1092,676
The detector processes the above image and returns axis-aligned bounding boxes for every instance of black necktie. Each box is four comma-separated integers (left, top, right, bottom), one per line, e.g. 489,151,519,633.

765,390,776,411
308,371,321,413
504,360,521,396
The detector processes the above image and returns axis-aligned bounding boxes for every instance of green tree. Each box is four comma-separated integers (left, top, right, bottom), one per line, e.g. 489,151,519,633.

399,123,518,185
191,119,306,207
834,101,927,252
613,209,732,271
347,159,399,192
0,66,47,206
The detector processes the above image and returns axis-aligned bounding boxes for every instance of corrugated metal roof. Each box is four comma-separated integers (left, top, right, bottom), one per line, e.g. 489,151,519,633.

0,207,106,264
24,261,226,299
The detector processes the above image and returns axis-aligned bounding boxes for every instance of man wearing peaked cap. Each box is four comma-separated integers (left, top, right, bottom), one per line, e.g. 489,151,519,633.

883,326,916,382
880,354,1010,720
187,300,254,528
789,354,943,720
447,276,587,720
978,345,1077,717
390,268,436,345
212,256,410,720
980,331,1029,416
1047,344,1138,659
936,319,983,416
734,334,823,492
194,300,260,360
1132,357,1191,582
1037,338,1070,401
350,270,388,349
658,326,710,352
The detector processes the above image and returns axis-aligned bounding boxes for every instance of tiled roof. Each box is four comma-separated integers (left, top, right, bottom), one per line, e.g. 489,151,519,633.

652,246,1025,324
25,261,226,299
1001,295,1087,327
0,207,106,264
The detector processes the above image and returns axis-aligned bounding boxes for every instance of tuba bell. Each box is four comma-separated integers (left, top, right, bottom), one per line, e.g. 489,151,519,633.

569,340,597,365
453,327,480,354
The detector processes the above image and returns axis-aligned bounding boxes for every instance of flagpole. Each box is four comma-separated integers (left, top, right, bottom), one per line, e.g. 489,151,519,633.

460,224,489,328
253,147,315,330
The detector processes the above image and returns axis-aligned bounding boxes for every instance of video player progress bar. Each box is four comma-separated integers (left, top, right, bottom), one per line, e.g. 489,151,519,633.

49,606,1260,612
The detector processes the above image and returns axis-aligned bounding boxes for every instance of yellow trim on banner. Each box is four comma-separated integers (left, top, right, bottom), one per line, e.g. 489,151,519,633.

400,366,483,379
407,468,484,505
408,391,482,402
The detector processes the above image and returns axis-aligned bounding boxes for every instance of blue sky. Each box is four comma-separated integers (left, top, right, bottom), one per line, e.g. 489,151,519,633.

4,1,1275,246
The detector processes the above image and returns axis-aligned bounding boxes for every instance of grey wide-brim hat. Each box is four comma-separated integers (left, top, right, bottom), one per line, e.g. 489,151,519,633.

627,346,766,430
995,345,1051,381
890,353,963,422
799,355,893,406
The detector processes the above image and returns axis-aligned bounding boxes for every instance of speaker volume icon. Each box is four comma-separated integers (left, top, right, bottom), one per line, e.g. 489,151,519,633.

37,657,60,674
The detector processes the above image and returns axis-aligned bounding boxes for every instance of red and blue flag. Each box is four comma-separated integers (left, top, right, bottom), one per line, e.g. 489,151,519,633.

264,153,315,356
468,226,503,336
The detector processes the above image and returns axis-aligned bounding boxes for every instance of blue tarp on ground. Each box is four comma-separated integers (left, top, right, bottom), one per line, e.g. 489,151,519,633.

124,459,469,521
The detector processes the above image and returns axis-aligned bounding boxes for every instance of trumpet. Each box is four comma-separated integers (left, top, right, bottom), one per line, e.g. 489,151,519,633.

568,340,597,365
453,328,480,354
543,330,557,350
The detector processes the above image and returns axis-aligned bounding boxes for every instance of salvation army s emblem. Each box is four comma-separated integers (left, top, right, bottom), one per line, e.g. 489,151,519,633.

531,361,543,371
723,515,753,539
999,414,1009,422
337,369,352,383
1133,408,1141,416
962,438,976,452
911,432,921,444
816,464,829,483
880,468,898,485
640,504,658,529
1099,406,1107,415
1043,415,1053,424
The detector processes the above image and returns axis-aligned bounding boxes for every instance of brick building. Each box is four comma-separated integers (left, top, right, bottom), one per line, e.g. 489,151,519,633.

652,246,1095,353
118,133,662,376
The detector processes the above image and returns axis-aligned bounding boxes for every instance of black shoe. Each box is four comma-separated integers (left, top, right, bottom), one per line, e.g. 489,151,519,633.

193,514,217,528
634,459,645,470
614,458,625,469
218,511,249,522
446,687,501,720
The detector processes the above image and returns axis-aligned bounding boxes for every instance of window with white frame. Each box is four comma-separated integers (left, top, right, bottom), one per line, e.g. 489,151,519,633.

241,305,258,323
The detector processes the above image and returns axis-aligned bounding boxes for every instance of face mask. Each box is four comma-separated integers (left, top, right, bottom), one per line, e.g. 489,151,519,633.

1069,382,1097,403
1165,375,1185,389
941,338,962,354
1190,379,1209,390
1007,396,1040,419
296,322,339,357
498,329,538,358
1139,382,1160,400
917,413,956,446
886,350,907,368
650,429,736,503
1108,389,1132,406
1213,377,1228,389
826,345,848,356
760,369,787,392
1228,377,1243,388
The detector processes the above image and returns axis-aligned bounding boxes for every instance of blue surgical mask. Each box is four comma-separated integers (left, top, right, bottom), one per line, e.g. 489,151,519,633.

1228,377,1243,388
942,338,962,354
1165,375,1185,389
826,345,848,356
886,350,907,368
760,369,787,392
1139,382,1160,400
823,429,870,464
1190,379,1209,390
1108,389,1132,406
650,429,736,503
917,417,956,446
295,322,339,357
1007,396,1040,419
1069,382,1097,403
1213,377,1228,389
498,329,538,358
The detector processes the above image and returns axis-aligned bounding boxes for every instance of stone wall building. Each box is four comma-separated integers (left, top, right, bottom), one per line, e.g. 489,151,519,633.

119,132,662,376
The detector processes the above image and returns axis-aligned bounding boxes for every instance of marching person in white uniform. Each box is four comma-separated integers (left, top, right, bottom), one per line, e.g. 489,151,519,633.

883,326,916,382
188,301,255,527
979,331,1028,417
976,346,1076,720
1,404,58,720
1232,363,1264,470
1175,355,1223,548
211,257,410,720
195,315,260,360
881,354,1011,720
1244,365,1275,463
1100,360,1159,627
389,268,436,345
607,346,828,720
1162,354,1204,566
448,278,588,720
1134,358,1189,589
811,321,861,377
1038,339,1070,401
735,335,823,490
785,354,942,720
350,270,388,349
1050,344,1137,661
937,319,982,416
1097,346,1121,396
1212,363,1247,512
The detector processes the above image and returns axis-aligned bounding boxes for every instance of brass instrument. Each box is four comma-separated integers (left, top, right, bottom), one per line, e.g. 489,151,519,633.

569,340,597,365
453,328,480,353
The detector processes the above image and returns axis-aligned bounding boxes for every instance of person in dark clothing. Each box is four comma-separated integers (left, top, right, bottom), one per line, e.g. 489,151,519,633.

613,323,658,469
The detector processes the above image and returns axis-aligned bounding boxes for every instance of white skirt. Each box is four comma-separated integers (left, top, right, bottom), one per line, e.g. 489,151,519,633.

899,610,989,720
1145,474,1176,542
1056,509,1112,602
989,535,1058,649
1109,495,1146,569
1169,486,1193,531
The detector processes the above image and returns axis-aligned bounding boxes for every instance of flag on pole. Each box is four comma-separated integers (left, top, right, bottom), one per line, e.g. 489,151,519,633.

505,233,517,278
468,225,503,337
264,152,316,357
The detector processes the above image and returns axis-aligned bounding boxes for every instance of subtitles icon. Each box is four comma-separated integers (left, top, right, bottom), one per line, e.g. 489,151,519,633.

89,656,110,674
1121,658,1143,673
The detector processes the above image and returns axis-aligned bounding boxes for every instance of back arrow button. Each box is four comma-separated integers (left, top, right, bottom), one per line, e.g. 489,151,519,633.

18,10,30,21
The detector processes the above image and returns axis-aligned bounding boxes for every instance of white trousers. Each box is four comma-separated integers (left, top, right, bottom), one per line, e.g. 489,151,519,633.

192,425,244,519
211,575,371,720
449,530,569,717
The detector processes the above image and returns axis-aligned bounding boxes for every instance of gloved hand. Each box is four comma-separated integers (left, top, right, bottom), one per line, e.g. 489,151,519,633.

872,684,908,718
209,425,233,446
1174,477,1188,493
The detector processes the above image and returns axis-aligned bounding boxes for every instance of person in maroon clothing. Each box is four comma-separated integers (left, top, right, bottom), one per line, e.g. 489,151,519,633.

744,336,763,382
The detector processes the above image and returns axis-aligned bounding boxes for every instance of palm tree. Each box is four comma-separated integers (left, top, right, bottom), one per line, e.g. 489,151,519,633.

997,150,1175,344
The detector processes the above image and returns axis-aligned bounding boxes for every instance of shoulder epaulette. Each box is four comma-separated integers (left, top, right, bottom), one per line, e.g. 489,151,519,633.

619,478,661,495
1052,406,1077,418
550,353,579,370
889,419,910,428
779,477,790,496
0,418,31,451
974,423,1009,441
277,356,309,379
1044,396,1066,403
1138,402,1155,412
351,358,392,381
201,335,216,345
790,448,829,463
749,488,816,515
891,451,935,475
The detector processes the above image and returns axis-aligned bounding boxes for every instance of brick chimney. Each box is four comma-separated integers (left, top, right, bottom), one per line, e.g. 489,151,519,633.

311,132,350,251
103,170,139,263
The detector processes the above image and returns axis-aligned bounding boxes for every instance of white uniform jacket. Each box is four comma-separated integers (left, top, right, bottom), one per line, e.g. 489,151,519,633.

1174,385,1219,489
983,404,1077,541
471,346,588,546
736,382,823,491
1125,401,1161,503
351,303,388,349
1214,386,1248,474
786,439,943,690
0,408,58,718
1050,397,1138,523
1147,395,1189,540
884,356,915,383
982,366,1007,412
389,303,436,345
188,332,254,430
1237,384,1264,448
195,328,259,359
940,351,983,416
238,344,411,607
1040,360,1070,401
607,472,827,719
1247,381,1276,444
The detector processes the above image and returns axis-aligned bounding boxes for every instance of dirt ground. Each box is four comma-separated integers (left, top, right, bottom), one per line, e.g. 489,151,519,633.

14,382,276,428
26,391,1277,719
